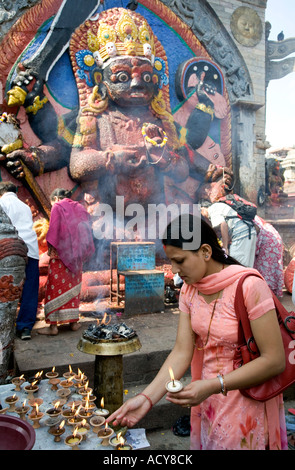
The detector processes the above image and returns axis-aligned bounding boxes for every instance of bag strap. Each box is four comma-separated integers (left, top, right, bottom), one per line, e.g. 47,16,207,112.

234,272,264,357
225,216,254,238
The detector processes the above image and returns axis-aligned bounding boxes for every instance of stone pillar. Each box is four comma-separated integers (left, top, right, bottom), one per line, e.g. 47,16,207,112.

0,207,27,384
232,100,267,204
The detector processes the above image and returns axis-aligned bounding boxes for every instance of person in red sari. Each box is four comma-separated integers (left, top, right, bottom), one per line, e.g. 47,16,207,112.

38,188,95,335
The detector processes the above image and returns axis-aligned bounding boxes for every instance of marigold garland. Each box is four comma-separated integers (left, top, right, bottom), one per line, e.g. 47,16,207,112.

141,123,168,148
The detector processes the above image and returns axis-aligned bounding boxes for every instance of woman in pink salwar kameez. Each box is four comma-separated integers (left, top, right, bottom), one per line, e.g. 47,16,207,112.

182,266,287,450
107,216,287,450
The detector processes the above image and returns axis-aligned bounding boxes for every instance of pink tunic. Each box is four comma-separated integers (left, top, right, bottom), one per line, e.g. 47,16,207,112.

179,265,288,450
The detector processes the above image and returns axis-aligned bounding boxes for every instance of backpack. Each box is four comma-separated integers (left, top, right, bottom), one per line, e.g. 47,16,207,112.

217,194,257,239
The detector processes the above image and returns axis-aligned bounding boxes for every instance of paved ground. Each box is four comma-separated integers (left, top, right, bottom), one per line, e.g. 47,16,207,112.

145,428,190,451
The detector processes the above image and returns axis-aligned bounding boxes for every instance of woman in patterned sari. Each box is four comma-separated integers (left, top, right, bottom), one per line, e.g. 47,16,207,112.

38,189,95,335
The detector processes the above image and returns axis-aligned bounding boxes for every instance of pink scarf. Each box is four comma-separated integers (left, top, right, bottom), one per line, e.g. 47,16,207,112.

47,198,95,273
193,264,262,295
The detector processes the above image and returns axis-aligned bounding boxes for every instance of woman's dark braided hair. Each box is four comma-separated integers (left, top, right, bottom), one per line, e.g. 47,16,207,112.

49,188,73,201
162,213,241,266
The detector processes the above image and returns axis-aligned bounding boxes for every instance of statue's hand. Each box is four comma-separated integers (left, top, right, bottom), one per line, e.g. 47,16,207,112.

11,66,35,90
205,164,234,190
24,77,46,107
195,81,215,107
202,82,216,97
7,64,45,108
142,123,171,165
1,148,38,179
142,123,167,149
112,148,147,173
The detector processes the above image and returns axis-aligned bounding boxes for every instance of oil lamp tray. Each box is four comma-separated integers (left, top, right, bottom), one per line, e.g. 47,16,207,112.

77,334,141,356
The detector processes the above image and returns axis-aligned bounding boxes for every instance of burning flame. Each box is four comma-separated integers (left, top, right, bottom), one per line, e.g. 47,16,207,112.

54,401,60,410
168,367,174,381
31,380,38,387
168,367,176,386
59,420,65,430
119,435,125,446
96,312,111,326
71,402,76,412
35,404,39,414
35,371,43,378
73,426,79,437
22,400,27,408
51,367,55,373
81,419,87,427
75,405,82,416
100,397,104,409
69,365,73,374
19,374,24,380
84,380,89,390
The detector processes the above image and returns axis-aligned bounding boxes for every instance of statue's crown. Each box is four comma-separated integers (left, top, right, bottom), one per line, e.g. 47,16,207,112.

87,9,155,65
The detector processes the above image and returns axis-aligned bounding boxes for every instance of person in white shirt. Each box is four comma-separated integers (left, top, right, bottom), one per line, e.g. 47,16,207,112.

0,182,39,340
208,201,257,267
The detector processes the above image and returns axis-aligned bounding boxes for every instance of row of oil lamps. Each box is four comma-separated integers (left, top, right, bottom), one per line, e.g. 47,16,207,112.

0,366,132,450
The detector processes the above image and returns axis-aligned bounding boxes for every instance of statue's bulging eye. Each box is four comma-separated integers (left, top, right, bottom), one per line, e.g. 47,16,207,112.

142,73,152,83
117,72,129,83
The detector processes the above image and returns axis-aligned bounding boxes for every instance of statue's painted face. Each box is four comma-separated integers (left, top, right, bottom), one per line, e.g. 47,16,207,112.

102,57,158,107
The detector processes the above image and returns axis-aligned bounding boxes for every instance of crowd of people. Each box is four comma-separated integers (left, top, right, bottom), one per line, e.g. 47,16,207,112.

0,183,290,450
202,195,284,298
0,182,94,340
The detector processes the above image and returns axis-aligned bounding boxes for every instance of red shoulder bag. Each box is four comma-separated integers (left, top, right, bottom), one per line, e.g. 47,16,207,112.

233,273,295,401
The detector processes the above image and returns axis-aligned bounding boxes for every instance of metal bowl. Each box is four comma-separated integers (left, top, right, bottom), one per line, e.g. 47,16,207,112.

0,415,35,450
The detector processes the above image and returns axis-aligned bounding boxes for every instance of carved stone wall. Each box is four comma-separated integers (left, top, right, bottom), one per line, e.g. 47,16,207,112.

151,0,268,204
202,0,268,204
0,0,40,38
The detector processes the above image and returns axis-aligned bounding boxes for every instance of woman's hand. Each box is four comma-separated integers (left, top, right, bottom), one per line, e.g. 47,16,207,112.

107,394,152,428
166,379,220,408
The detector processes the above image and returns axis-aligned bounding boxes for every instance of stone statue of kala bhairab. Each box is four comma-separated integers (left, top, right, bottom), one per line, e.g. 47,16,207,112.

4,7,233,221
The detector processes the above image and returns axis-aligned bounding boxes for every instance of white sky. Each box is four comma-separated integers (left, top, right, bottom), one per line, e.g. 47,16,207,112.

265,0,295,151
